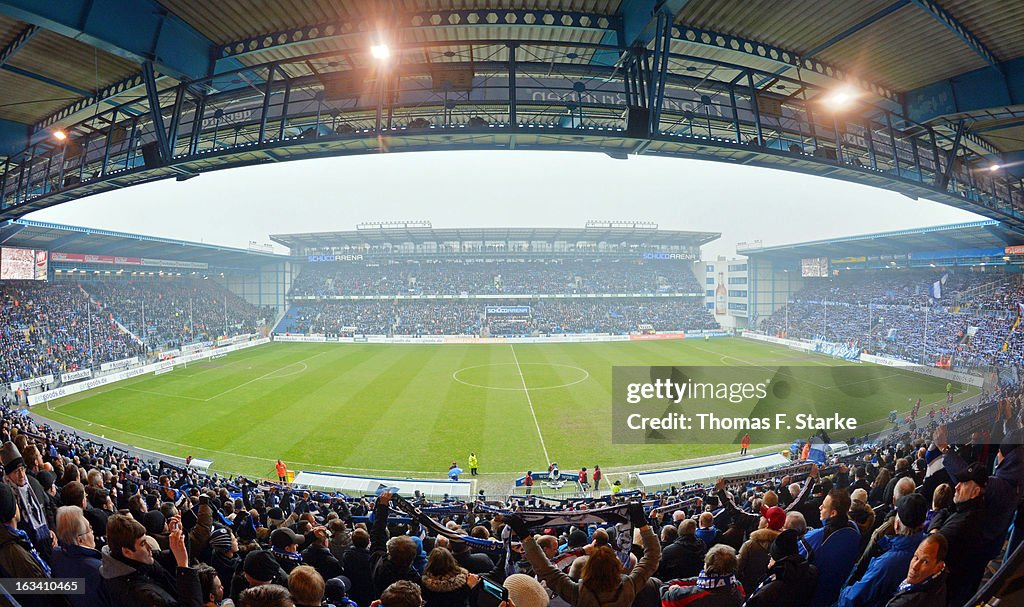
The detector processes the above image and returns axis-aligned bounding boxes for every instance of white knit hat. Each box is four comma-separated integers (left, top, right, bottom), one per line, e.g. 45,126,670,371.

504,574,549,607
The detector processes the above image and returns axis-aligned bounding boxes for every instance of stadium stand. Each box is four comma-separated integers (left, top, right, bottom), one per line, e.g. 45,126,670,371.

0,373,1016,607
0,279,271,386
760,270,1024,368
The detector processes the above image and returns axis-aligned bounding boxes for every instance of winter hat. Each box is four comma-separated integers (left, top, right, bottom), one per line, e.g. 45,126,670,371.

143,511,166,535
769,528,801,562
956,462,989,487
325,576,352,602
762,506,786,531
270,526,304,550
266,507,284,524
0,483,16,522
209,526,233,552
0,442,24,475
895,494,928,530
243,550,281,583
504,574,550,607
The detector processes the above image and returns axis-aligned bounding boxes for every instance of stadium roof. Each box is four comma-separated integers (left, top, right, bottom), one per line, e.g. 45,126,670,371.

0,1,1022,229
270,225,720,251
737,219,1022,259
0,218,285,268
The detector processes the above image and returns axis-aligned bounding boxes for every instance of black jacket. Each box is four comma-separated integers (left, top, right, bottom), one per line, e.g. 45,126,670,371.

657,535,707,581
928,496,985,607
342,546,373,607
99,547,202,607
302,544,343,580
743,555,818,607
884,570,947,607
369,501,420,599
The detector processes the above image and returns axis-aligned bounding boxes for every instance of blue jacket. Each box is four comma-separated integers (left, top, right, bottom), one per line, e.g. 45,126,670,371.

694,527,720,549
836,532,924,607
799,520,861,607
51,544,108,607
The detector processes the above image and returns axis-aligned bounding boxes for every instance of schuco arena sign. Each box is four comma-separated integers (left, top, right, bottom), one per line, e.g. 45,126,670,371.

642,253,694,260
307,255,364,262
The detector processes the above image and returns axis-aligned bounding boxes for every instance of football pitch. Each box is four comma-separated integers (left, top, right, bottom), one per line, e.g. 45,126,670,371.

32,338,975,480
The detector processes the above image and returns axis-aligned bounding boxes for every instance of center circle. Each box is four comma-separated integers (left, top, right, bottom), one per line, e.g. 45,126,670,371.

451,363,590,391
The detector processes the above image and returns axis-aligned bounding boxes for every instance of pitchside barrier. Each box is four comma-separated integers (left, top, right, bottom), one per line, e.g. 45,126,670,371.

741,331,985,387
635,452,791,490
27,336,271,406
272,329,733,345
291,471,473,500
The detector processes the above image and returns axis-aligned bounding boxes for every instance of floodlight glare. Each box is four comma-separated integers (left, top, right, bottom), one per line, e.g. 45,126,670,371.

824,86,857,109
371,44,390,60
989,164,1001,171
53,130,67,141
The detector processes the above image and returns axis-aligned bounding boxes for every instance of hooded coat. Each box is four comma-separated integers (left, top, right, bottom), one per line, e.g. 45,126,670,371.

421,567,472,607
736,528,779,594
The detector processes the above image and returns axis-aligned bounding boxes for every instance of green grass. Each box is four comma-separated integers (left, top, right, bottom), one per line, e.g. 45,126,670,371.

32,338,975,480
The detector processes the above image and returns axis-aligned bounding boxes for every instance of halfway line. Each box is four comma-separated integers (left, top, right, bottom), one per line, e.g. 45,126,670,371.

510,345,551,464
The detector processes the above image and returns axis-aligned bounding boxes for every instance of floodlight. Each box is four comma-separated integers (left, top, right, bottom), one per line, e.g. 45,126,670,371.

824,86,858,110
371,44,390,60
989,164,1001,172
53,130,67,141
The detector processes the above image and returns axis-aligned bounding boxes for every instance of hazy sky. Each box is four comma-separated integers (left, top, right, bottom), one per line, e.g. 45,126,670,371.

26,150,983,259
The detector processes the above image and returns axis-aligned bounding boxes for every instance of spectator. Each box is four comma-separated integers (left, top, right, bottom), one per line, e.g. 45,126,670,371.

99,513,202,607
838,494,928,607
657,519,705,581
420,547,479,607
883,534,947,607
51,505,105,607
799,489,860,607
743,529,817,607
660,544,746,607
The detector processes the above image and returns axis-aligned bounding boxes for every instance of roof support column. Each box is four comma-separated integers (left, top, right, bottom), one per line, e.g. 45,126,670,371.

142,61,170,165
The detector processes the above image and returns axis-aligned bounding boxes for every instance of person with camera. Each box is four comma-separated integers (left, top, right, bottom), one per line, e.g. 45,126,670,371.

302,524,343,581
99,512,203,607
506,503,660,607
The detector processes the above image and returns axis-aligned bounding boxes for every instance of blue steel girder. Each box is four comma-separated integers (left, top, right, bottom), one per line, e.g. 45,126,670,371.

5,129,1024,232
0,23,38,66
141,61,170,164
33,72,147,131
591,0,690,66
905,56,1024,125
908,0,1000,68
215,9,620,63
0,118,28,156
0,64,89,96
0,0,212,80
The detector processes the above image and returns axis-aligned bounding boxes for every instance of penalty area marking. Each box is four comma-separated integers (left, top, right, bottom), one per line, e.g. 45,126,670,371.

451,363,590,391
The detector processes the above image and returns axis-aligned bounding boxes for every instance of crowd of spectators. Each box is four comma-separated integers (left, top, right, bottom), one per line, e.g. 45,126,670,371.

84,280,271,350
0,279,270,387
289,261,704,297
0,283,143,385
0,373,1017,607
760,270,1024,367
277,299,716,337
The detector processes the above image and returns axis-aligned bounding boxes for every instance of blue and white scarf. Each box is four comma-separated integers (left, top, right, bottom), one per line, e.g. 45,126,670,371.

695,571,739,590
